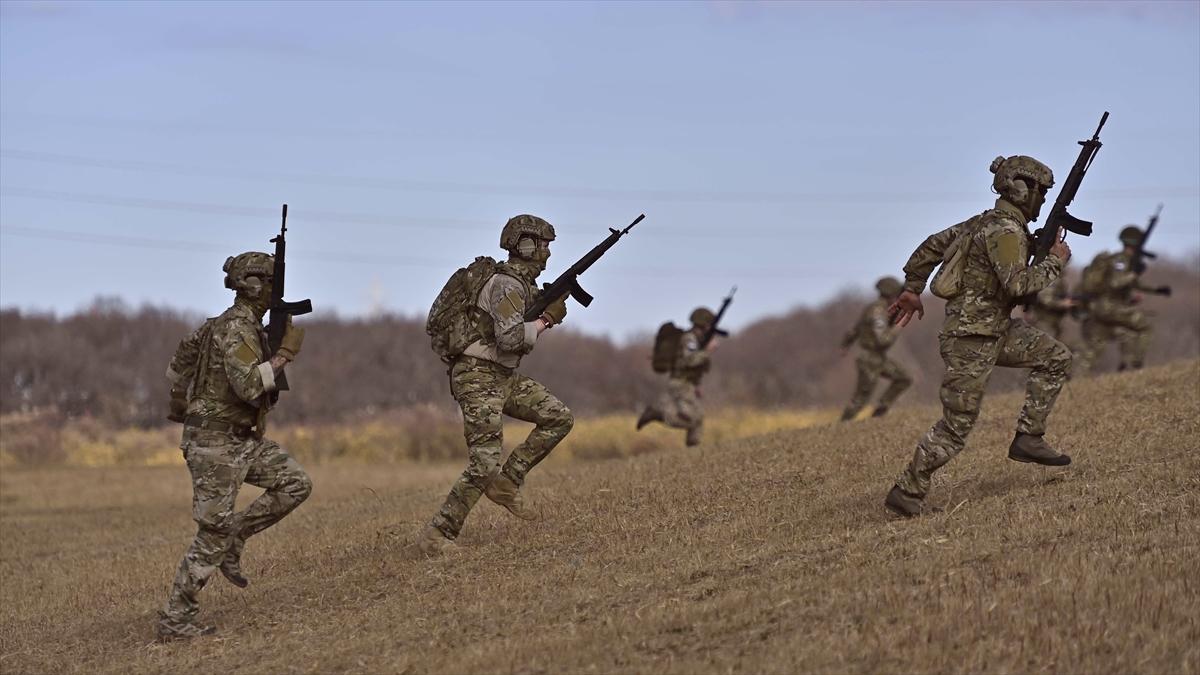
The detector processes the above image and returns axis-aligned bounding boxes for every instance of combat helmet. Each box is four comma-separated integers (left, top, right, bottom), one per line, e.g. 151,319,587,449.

1119,225,1143,247
875,276,903,297
690,307,715,328
223,252,274,298
500,214,556,253
990,155,1054,199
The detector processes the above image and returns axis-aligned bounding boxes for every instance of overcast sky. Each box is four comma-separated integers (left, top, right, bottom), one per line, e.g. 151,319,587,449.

2,0,1197,339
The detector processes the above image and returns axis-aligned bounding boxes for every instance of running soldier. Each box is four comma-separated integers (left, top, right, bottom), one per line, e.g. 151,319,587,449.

157,252,312,640
419,215,573,554
1075,226,1171,373
839,276,912,420
636,308,719,447
885,155,1074,517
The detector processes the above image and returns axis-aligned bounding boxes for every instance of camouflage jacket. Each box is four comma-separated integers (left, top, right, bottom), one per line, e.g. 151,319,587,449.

902,199,1064,337
842,298,898,353
168,298,276,430
1087,250,1155,308
671,330,711,385
462,268,540,369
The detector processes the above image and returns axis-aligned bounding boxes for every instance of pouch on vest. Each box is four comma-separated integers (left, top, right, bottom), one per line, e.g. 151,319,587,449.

426,256,499,362
652,322,684,374
929,215,984,300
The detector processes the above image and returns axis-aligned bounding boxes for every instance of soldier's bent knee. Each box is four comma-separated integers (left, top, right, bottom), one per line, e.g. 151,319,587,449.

289,472,313,504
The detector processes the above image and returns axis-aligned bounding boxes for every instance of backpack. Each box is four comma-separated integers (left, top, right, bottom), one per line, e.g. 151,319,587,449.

426,256,499,362
929,214,985,300
651,322,684,373
1079,253,1112,297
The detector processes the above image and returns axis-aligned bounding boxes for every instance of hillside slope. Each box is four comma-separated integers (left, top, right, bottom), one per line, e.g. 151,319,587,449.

1,362,1198,673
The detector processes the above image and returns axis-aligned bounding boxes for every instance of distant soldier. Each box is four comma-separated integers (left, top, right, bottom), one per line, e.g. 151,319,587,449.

1075,226,1171,373
419,215,573,555
1026,267,1077,341
636,308,719,447
157,252,311,640
885,155,1074,518
839,276,912,420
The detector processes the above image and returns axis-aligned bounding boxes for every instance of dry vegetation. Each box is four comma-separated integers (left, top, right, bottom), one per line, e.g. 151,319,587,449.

2,361,1198,674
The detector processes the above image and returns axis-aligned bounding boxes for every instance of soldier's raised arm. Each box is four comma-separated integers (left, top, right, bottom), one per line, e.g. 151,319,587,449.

220,320,279,403
485,274,540,354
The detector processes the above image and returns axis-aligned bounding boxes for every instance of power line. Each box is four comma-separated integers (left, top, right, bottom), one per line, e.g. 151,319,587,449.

6,147,1196,205
0,225,843,279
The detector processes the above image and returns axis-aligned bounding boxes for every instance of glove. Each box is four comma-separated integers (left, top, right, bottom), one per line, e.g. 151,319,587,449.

167,390,188,423
277,319,305,361
540,294,568,326
1155,285,1172,297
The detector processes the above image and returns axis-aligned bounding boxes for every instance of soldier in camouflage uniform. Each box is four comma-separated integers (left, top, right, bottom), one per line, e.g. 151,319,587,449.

885,155,1074,518
839,276,912,421
1026,269,1077,341
635,308,719,447
419,215,573,555
157,252,311,640
1075,226,1170,373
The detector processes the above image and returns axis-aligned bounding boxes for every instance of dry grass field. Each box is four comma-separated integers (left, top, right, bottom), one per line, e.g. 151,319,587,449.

1,362,1198,674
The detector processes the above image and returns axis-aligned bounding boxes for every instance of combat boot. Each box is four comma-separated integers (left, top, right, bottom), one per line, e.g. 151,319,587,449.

1007,433,1071,467
416,525,458,556
871,406,889,418
219,537,249,588
636,406,663,430
840,409,856,422
155,613,216,641
485,474,538,520
884,485,924,518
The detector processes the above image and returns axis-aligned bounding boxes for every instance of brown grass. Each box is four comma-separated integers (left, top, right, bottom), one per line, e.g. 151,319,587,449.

1,361,1198,674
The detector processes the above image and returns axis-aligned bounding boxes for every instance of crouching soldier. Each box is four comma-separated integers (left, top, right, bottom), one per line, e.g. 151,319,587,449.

839,276,913,420
156,252,311,640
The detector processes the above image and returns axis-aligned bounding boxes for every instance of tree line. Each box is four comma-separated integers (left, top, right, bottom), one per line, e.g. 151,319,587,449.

2,258,1196,428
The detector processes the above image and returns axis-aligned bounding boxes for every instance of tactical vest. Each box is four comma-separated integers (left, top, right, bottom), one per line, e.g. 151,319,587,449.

1080,253,1114,297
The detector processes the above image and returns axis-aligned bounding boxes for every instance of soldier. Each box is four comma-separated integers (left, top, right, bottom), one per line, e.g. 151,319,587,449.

157,252,311,640
1026,266,1078,341
635,308,719,447
419,215,573,555
885,155,1074,518
1074,226,1170,373
839,276,912,420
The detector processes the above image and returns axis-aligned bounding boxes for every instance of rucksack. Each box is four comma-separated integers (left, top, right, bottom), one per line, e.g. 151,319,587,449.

651,322,684,373
426,256,499,362
929,214,986,300
1079,253,1112,297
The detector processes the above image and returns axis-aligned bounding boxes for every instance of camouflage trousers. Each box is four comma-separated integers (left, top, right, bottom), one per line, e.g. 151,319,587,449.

842,350,912,418
657,377,704,446
162,427,312,622
896,318,1071,498
430,356,573,540
1076,303,1151,373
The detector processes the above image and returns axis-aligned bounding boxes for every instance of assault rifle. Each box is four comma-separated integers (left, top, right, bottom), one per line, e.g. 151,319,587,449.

265,204,313,393
524,214,645,321
1131,204,1162,275
1029,112,1109,265
699,286,736,348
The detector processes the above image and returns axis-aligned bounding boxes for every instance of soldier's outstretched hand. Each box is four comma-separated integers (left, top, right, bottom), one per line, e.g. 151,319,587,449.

889,290,924,328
